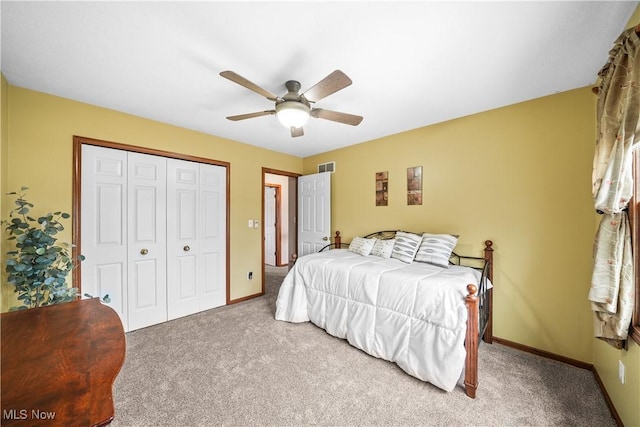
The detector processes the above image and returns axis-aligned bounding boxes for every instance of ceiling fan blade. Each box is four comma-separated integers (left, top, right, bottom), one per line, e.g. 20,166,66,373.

220,71,279,101
226,110,275,121
302,70,352,103
290,127,304,138
311,108,363,126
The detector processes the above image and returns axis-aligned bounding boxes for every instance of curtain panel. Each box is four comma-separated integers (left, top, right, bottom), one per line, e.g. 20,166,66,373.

590,27,640,348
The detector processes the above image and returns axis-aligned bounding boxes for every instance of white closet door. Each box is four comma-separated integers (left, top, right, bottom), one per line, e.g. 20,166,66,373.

167,159,200,319
199,163,227,310
82,144,226,331
167,160,226,319
81,145,129,328
127,152,168,331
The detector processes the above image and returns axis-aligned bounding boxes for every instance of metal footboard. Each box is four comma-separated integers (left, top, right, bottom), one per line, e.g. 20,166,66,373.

451,241,494,343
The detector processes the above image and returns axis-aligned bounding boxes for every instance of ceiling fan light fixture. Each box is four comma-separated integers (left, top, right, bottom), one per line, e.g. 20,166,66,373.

220,70,362,137
276,101,310,129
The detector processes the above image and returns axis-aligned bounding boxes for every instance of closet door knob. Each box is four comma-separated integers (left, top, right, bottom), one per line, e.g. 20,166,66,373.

140,248,149,255
183,245,191,252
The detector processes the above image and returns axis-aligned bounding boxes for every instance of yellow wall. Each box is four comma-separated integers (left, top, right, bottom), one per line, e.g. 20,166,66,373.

304,85,639,426
2,85,303,310
305,87,597,361
595,339,640,427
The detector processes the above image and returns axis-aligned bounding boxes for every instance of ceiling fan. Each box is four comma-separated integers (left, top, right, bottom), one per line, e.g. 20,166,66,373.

219,70,363,138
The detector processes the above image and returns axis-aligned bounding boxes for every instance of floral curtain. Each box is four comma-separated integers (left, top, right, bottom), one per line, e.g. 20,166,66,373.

589,27,640,348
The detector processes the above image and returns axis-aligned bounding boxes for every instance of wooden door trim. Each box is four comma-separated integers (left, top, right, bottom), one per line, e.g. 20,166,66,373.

72,135,231,305
264,184,282,267
261,168,301,296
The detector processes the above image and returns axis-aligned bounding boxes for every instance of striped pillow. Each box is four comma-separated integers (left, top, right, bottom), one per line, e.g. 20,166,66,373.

348,237,377,256
370,238,395,258
415,233,458,268
390,231,422,263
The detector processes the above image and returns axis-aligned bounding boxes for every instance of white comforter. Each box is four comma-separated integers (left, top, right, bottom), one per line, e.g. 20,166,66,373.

275,249,481,392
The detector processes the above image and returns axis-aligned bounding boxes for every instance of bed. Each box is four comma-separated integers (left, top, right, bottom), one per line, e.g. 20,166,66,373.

275,230,493,398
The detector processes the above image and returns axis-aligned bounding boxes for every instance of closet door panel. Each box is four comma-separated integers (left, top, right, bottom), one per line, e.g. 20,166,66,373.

200,164,226,309
132,259,160,307
176,256,197,298
127,152,167,331
93,263,125,315
81,145,128,328
178,189,197,239
203,252,221,294
175,188,198,304
167,159,200,319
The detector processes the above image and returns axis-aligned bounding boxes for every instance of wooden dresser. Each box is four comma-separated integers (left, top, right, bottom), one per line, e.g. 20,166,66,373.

1,298,126,426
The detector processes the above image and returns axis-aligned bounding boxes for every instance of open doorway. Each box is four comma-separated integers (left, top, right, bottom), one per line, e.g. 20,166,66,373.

264,184,281,267
262,168,299,296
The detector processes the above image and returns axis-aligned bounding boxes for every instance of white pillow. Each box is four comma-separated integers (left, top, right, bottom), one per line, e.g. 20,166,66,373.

348,237,377,256
370,239,395,258
390,231,422,263
415,233,458,268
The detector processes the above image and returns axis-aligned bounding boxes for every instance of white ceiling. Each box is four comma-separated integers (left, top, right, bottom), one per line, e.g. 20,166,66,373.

1,1,638,157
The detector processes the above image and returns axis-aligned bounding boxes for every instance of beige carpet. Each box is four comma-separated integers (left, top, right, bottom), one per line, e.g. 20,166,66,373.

111,265,615,426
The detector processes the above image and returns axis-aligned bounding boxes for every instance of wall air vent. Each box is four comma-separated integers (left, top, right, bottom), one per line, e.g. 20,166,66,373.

318,161,336,173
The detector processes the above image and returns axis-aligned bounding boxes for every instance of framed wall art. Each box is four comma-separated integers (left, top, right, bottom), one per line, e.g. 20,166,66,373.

375,171,388,206
407,166,422,205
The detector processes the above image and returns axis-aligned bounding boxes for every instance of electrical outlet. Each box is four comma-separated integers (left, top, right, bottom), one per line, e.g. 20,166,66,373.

248,271,253,280
619,360,625,384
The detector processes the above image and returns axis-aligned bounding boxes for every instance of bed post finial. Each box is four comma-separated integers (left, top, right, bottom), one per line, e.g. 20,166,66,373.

484,240,493,281
335,231,341,249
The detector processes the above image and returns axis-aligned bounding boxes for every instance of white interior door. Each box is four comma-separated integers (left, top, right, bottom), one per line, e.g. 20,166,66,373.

167,159,227,319
81,145,129,328
298,172,331,256
264,186,277,266
82,147,168,332
199,163,227,310
126,152,168,331
167,159,199,319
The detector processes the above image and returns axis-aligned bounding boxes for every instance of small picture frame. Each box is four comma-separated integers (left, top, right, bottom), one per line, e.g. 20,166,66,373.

407,166,422,205
376,171,388,206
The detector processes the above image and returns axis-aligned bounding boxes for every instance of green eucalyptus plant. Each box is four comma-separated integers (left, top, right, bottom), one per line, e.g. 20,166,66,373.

2,187,85,310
